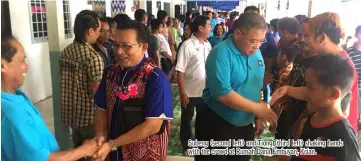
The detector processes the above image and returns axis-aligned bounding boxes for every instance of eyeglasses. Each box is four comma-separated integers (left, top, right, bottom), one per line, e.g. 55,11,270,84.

238,29,266,47
100,29,111,33
114,43,142,50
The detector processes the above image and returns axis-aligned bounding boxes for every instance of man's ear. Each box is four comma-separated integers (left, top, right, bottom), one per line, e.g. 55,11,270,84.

329,87,341,101
198,25,203,33
1,59,8,72
88,28,94,36
319,33,327,44
141,43,148,53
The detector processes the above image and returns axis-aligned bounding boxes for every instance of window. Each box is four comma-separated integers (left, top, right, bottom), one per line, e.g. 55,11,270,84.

63,0,72,38
29,0,48,43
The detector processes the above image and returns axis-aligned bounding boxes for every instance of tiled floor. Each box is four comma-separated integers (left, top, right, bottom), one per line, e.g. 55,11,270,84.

34,97,55,134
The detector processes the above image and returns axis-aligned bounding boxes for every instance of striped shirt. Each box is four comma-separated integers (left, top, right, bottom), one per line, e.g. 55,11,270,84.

348,46,361,91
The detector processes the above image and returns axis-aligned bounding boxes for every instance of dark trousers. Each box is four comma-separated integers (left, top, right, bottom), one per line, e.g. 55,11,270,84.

195,106,255,161
72,125,94,161
180,97,207,151
161,58,172,75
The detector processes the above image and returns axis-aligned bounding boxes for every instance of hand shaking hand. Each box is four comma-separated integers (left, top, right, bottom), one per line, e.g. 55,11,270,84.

79,138,101,158
77,136,110,161
92,142,111,161
253,102,278,126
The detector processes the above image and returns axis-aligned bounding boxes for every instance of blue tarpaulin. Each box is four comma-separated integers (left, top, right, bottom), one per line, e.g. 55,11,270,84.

186,0,239,11
196,1,239,6
212,6,236,11
184,0,239,1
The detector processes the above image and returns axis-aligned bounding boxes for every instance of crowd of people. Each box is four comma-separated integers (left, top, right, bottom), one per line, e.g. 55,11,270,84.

2,4,361,161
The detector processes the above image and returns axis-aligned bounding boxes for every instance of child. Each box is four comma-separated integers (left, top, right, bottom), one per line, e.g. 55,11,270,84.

271,54,361,161
275,42,299,89
269,42,299,138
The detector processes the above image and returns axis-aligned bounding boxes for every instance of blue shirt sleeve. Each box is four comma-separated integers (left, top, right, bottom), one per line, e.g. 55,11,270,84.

206,47,232,98
4,110,51,161
93,67,110,110
144,68,173,119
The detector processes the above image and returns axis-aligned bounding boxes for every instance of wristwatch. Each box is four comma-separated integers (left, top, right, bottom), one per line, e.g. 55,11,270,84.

108,140,117,151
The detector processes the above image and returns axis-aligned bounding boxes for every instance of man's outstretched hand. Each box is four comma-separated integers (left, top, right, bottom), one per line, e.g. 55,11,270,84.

270,86,290,105
253,102,278,126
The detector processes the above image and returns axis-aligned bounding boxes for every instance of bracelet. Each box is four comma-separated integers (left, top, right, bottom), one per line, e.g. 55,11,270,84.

108,140,117,151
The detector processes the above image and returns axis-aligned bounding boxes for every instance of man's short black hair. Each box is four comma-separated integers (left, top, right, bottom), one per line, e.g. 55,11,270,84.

300,18,310,25
295,15,308,24
278,42,299,62
117,20,149,43
356,25,361,35
190,15,209,33
151,19,163,31
309,54,354,96
1,34,17,62
178,15,185,23
278,17,299,35
194,12,200,17
74,10,100,42
244,6,260,13
134,9,147,22
204,11,212,16
234,12,267,32
114,14,131,28
270,18,279,32
106,17,116,27
186,11,192,18
157,10,168,21
99,18,108,23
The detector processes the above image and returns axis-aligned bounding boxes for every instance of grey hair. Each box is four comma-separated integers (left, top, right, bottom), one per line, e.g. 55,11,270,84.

234,12,267,32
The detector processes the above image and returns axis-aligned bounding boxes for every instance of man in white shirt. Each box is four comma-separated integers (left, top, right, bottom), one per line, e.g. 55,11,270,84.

175,15,212,154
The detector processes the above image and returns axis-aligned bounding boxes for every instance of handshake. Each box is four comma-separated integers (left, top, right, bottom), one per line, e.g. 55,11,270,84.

78,136,113,161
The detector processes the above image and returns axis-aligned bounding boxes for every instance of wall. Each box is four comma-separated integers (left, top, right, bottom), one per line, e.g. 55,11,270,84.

62,0,91,49
338,0,361,37
8,0,90,103
9,0,51,103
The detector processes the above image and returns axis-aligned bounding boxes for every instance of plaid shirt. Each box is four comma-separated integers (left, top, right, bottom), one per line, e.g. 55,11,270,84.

59,41,104,128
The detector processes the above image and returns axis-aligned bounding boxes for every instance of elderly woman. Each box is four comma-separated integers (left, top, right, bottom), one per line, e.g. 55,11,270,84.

1,35,98,161
209,24,225,47
92,20,173,161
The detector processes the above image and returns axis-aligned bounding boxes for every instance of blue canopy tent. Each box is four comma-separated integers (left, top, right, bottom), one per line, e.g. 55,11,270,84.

211,5,237,11
185,0,239,11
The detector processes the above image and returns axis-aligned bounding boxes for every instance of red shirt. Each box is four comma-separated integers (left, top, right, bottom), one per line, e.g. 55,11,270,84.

340,50,359,132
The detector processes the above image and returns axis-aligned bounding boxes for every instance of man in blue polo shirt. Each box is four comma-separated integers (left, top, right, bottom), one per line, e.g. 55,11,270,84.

195,12,277,161
1,35,99,161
